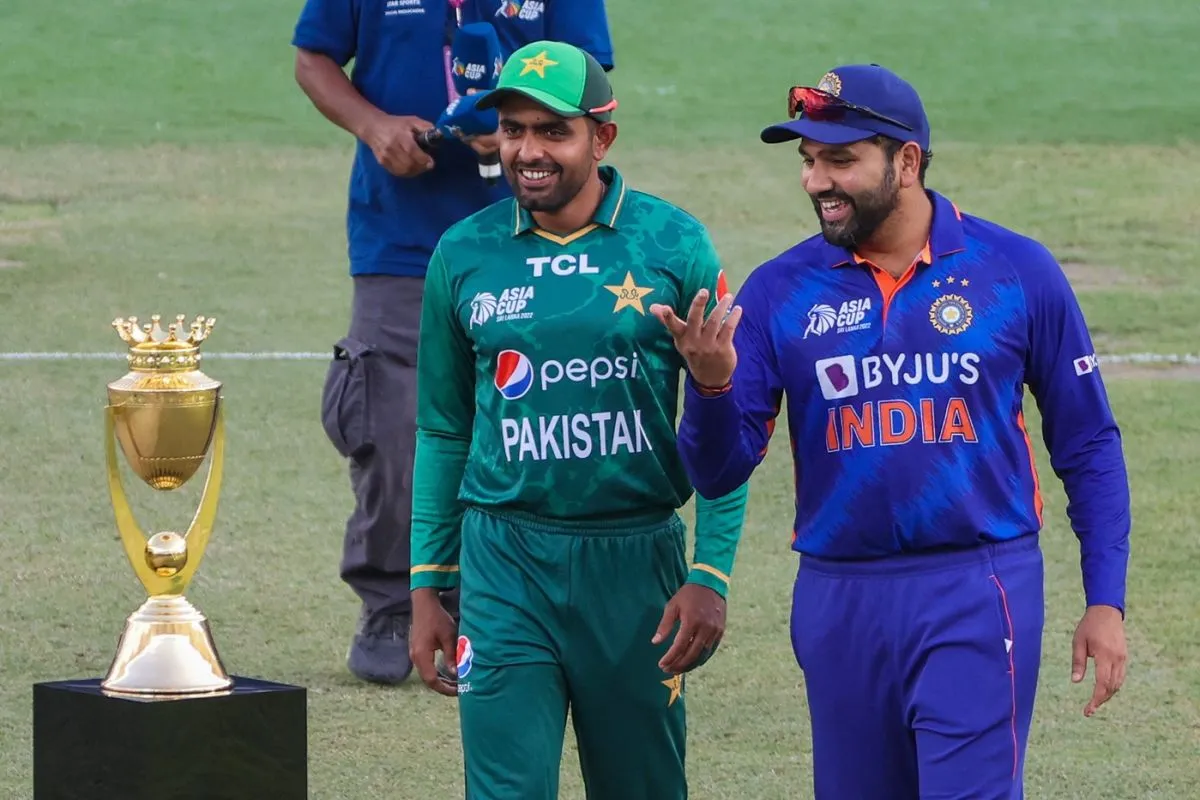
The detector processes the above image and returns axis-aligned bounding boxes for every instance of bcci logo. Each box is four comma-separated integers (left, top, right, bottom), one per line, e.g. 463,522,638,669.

817,71,842,96
929,294,973,335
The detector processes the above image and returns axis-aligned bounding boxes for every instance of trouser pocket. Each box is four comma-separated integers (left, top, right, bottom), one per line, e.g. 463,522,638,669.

321,336,376,459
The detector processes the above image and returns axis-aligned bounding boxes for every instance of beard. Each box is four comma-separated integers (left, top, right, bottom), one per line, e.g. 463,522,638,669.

811,162,900,249
504,156,590,214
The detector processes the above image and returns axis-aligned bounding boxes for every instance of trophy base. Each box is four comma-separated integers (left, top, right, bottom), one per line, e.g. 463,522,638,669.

32,676,307,800
101,594,233,696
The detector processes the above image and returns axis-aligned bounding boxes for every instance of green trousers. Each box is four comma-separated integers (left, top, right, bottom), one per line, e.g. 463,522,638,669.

456,505,690,800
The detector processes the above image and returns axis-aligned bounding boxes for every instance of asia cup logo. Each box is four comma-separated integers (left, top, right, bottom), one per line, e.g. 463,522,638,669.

803,303,838,339
495,0,544,20
469,291,498,327
494,349,534,400
457,635,474,680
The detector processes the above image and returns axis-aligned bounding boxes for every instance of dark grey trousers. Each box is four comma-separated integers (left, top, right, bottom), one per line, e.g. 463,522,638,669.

321,275,423,617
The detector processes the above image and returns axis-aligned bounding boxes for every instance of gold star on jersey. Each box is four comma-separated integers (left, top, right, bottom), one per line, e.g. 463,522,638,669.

605,271,654,314
662,674,683,707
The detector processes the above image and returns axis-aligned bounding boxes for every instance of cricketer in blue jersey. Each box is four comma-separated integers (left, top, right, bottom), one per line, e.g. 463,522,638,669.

292,0,613,688
652,64,1131,799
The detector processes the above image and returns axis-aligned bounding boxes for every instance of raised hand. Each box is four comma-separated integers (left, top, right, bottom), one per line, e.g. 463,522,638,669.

649,289,742,390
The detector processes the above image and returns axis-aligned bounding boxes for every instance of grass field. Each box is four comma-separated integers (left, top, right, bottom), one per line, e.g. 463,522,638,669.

1,0,1198,797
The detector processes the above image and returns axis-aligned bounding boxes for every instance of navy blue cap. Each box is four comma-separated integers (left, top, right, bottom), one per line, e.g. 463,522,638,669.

761,64,930,151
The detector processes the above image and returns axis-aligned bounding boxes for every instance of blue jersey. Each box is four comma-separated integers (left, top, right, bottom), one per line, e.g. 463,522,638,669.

676,190,1131,612
463,1,614,69
291,0,613,277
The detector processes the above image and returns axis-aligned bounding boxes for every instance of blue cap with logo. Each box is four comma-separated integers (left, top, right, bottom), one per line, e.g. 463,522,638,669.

760,64,930,152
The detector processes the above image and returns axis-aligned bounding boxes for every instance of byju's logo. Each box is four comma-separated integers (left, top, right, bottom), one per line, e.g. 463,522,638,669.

815,355,859,400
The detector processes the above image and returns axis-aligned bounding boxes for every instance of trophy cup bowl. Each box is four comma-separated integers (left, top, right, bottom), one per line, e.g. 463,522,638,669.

101,314,233,697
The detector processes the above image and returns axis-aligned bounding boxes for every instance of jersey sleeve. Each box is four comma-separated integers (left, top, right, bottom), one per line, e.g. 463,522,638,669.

546,0,614,69
291,0,358,66
676,229,749,598
676,268,784,500
1016,242,1131,614
410,244,476,590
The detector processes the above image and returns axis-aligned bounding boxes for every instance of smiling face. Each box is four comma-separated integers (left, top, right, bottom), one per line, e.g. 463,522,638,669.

497,95,615,213
799,138,903,250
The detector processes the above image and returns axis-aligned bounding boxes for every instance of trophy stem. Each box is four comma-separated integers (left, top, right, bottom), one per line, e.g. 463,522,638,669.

101,595,233,697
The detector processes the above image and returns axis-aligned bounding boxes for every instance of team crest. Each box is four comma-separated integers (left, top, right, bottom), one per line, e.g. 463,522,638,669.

817,71,842,96
929,294,973,335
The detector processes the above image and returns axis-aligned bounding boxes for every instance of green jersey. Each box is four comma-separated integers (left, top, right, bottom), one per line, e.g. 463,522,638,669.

411,166,747,596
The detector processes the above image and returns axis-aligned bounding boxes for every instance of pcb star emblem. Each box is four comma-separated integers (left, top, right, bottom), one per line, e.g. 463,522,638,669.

604,271,654,314
662,674,683,707
519,50,558,78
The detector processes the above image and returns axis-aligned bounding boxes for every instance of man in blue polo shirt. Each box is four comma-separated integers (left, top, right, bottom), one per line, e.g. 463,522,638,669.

652,64,1131,798
291,0,613,686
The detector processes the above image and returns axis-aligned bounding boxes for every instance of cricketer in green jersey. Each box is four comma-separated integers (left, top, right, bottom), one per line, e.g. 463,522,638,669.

408,40,749,800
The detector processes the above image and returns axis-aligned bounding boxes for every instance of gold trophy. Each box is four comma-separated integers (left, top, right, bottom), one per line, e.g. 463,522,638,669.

101,313,232,697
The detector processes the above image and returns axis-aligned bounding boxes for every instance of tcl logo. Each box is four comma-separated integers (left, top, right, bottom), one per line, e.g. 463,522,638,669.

527,254,600,278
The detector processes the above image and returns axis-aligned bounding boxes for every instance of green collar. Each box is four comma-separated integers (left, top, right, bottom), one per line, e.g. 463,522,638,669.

512,165,628,240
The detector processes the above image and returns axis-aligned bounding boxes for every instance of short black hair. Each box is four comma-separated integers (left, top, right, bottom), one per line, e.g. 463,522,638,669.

871,135,932,185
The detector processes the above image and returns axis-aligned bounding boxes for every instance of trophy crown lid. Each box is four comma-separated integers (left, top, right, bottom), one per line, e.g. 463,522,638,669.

112,314,216,349
111,315,216,372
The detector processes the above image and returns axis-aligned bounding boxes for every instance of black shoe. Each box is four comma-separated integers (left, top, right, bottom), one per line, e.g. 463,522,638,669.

346,606,413,685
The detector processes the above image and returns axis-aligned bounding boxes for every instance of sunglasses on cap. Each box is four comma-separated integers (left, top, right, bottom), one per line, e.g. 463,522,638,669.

787,86,914,132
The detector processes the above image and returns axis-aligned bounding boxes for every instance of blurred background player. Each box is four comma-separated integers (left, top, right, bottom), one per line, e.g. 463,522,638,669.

407,41,748,800
655,64,1131,799
290,0,613,686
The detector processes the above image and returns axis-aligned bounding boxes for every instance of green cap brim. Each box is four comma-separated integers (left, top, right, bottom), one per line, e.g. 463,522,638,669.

476,86,584,118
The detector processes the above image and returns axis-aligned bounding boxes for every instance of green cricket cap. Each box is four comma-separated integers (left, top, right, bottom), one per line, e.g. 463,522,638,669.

477,40,617,122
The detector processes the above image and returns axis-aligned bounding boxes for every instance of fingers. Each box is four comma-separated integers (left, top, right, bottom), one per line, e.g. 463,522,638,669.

433,627,459,698
411,637,444,694
1112,652,1128,696
658,619,697,674
411,617,458,697
1071,629,1088,683
385,120,435,175
684,288,710,330
716,303,744,345
649,304,688,340
1085,656,1115,717
699,289,732,331
651,601,679,646
665,627,712,674
1085,644,1128,717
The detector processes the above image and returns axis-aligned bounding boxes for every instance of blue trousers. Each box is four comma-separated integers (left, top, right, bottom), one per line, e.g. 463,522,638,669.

791,535,1044,800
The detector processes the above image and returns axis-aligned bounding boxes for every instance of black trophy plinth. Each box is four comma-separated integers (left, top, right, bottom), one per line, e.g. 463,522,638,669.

32,676,307,800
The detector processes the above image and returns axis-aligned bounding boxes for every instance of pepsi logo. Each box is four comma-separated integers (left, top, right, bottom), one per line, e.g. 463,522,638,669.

457,635,474,679
495,350,534,400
